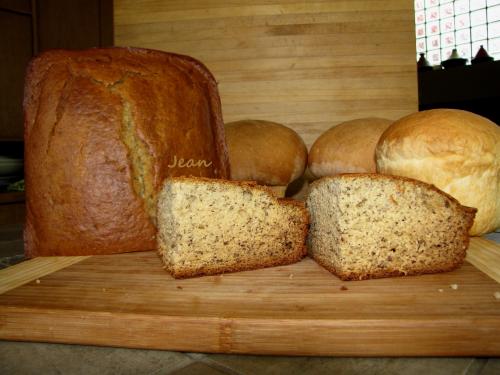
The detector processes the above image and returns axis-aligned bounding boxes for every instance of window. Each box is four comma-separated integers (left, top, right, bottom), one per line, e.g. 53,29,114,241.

415,0,500,65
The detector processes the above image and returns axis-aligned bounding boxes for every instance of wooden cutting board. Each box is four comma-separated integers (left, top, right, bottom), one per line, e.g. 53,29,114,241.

1,237,499,356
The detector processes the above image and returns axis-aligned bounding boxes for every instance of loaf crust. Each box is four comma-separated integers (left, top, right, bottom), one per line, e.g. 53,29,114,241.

312,249,465,281
24,47,230,257
157,177,309,278
307,173,476,281
171,246,307,279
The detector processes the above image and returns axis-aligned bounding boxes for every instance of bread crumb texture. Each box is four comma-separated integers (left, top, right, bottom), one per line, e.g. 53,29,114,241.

225,120,307,186
157,177,308,278
306,174,476,281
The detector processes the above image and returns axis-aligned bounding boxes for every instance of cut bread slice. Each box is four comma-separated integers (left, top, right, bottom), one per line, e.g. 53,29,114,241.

306,174,476,281
157,177,309,278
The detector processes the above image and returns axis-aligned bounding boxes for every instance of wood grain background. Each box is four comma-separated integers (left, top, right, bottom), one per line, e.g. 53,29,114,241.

114,0,418,148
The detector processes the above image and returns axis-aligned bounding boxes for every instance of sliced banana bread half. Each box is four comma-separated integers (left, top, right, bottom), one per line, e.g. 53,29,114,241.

157,177,309,278
306,174,476,281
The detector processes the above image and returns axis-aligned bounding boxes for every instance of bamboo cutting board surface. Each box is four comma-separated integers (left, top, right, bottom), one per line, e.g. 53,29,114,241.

0,237,499,356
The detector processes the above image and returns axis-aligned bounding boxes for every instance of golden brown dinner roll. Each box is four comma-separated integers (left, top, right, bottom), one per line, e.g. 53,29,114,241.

225,120,307,197
376,109,500,236
308,117,393,178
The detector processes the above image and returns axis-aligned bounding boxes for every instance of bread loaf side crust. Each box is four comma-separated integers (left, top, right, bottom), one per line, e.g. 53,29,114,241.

170,246,307,279
312,251,465,281
24,47,230,257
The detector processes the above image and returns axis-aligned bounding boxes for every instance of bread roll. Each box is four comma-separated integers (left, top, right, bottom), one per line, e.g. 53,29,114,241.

225,120,307,196
157,177,308,278
307,174,476,280
376,109,500,236
24,47,230,257
308,118,393,178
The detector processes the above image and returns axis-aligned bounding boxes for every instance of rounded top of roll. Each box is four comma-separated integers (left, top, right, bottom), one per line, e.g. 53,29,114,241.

308,117,393,178
225,119,307,186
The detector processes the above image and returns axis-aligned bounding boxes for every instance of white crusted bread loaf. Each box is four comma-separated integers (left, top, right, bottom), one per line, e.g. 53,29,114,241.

306,174,476,281
157,177,308,278
376,109,500,236
308,118,393,178
225,120,307,197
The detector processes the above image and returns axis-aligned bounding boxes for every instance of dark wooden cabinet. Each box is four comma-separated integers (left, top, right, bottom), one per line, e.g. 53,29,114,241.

36,0,113,52
0,0,113,140
0,3,33,140
418,61,500,125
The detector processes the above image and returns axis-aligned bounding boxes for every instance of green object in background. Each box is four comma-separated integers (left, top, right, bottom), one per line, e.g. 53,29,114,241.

7,179,24,192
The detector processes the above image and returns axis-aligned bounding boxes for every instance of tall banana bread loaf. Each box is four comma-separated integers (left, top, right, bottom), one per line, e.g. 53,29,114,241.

157,177,308,278
307,174,476,281
24,47,230,257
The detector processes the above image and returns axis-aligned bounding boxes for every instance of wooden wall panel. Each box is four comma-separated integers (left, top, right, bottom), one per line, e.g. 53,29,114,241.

114,0,417,148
